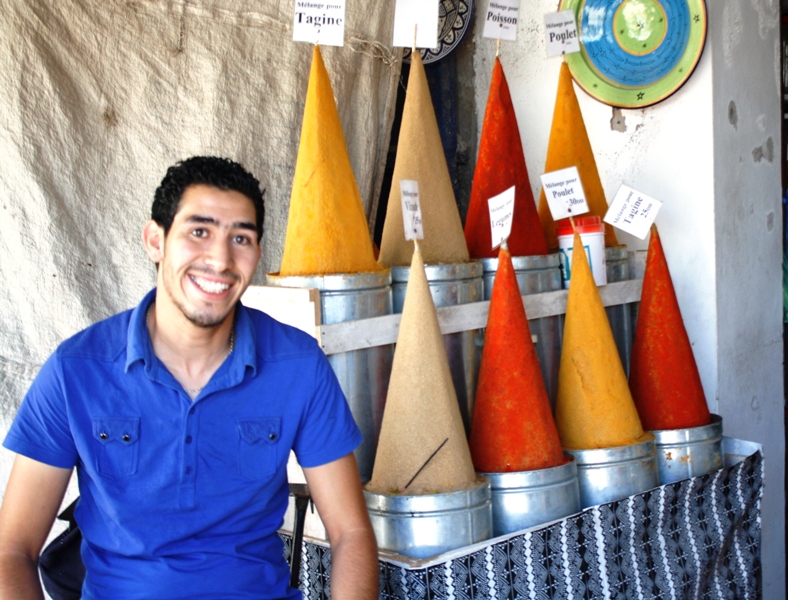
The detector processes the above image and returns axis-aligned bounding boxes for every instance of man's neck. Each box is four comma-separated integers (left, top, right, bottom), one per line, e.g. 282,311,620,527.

147,298,236,397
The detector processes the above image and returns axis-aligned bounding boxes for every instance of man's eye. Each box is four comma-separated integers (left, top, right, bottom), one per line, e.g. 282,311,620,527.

234,235,251,246
191,228,207,238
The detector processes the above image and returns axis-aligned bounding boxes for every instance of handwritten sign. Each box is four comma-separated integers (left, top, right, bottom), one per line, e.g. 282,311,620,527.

544,10,580,57
393,0,439,49
293,0,346,47
604,184,663,239
400,180,424,241
487,186,515,249
482,0,520,42
540,166,589,220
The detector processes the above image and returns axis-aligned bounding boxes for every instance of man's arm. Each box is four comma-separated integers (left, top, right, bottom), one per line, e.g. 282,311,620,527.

303,453,378,599
0,454,72,600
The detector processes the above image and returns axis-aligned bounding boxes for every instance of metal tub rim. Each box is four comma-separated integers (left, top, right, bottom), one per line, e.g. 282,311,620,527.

479,254,560,272
364,477,491,514
265,269,392,290
650,414,722,446
390,260,483,283
564,433,656,466
482,454,578,492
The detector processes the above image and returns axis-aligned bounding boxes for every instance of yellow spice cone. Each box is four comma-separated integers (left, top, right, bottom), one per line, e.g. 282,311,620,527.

279,45,381,276
537,62,619,250
366,246,477,495
555,230,648,450
378,53,469,267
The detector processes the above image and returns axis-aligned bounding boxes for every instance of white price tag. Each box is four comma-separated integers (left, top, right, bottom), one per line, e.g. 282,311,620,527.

293,0,346,47
393,0,439,49
604,184,663,239
544,10,580,57
487,186,515,249
482,0,521,42
400,180,424,241
540,167,589,220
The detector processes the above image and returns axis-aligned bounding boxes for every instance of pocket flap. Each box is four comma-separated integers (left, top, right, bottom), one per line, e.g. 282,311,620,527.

93,417,140,445
238,418,280,445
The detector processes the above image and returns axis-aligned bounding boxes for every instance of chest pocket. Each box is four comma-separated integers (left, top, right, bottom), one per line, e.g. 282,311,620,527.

92,418,140,480
237,418,280,481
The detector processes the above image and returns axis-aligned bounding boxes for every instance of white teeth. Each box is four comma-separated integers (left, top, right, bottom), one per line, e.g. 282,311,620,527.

192,276,230,294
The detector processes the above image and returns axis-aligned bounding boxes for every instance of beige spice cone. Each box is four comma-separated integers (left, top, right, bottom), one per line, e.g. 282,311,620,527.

378,53,469,267
555,230,648,450
366,246,477,495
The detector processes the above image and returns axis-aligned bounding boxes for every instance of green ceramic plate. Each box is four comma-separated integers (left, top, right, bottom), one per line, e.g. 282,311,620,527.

557,0,707,108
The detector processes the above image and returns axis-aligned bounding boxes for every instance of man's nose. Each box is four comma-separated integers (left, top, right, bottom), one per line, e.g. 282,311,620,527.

204,238,233,271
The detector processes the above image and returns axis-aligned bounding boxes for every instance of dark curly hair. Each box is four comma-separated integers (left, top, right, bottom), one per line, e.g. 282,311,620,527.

152,156,265,241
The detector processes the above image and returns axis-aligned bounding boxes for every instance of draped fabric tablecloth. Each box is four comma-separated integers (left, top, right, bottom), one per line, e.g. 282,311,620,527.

282,438,762,599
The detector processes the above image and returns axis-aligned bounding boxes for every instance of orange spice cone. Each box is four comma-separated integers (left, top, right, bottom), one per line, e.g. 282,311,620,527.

279,45,381,276
464,58,548,259
629,226,711,430
555,230,647,449
366,246,477,495
470,246,566,472
378,53,469,267
537,62,619,250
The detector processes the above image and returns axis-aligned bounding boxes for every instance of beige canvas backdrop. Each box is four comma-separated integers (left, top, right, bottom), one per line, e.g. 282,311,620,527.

0,0,401,479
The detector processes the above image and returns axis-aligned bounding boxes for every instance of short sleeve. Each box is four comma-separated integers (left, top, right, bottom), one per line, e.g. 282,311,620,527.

3,352,78,469
292,349,362,469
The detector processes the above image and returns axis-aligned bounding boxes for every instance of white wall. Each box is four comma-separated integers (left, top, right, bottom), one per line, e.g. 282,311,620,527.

475,0,783,595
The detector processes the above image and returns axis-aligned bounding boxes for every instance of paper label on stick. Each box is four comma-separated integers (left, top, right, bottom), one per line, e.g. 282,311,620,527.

487,186,515,249
292,0,346,47
544,10,580,57
393,0,439,49
604,184,663,239
482,0,521,41
400,180,424,241
540,166,589,220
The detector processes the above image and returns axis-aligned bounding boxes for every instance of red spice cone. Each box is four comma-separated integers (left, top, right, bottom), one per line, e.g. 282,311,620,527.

470,246,566,472
630,226,712,430
464,58,548,259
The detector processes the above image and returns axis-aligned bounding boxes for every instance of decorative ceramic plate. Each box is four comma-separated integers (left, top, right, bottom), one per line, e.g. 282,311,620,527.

404,0,474,64
557,0,707,108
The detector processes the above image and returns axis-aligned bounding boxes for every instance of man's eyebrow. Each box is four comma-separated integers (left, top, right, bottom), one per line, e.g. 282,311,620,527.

184,215,256,231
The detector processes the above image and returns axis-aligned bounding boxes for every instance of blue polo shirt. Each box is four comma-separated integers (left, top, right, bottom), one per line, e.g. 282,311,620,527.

4,289,362,599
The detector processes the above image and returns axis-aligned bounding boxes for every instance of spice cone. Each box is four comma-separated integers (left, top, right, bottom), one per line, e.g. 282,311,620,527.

279,45,381,276
366,246,477,495
537,62,618,250
465,58,548,259
630,226,711,430
470,247,566,472
555,230,647,449
378,53,469,267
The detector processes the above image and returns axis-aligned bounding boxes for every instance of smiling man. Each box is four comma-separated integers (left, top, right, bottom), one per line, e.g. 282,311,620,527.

0,156,378,599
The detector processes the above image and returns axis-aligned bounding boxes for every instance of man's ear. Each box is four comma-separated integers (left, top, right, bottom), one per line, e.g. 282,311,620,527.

142,220,165,263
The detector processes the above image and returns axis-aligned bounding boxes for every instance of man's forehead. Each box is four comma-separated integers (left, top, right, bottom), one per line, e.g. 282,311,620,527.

174,184,256,222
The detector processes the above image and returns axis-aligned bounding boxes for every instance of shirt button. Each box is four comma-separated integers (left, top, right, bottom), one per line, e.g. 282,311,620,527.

185,435,193,444
99,432,108,440
122,434,131,442
269,433,277,441
185,466,192,474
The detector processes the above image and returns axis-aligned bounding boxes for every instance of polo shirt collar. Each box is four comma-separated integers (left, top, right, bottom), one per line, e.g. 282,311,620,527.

124,289,258,380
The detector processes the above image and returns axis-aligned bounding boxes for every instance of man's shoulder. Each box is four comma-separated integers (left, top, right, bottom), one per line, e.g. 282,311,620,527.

242,305,322,361
56,309,133,363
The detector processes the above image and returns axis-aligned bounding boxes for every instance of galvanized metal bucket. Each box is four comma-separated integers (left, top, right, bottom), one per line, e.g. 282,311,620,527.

266,271,393,482
564,434,659,508
480,254,562,406
651,414,723,484
364,477,493,559
483,455,581,536
605,246,634,376
391,261,483,437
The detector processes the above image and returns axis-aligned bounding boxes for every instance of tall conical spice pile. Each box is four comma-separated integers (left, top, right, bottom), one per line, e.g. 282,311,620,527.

629,226,712,430
470,246,566,472
279,45,381,276
378,53,469,267
555,230,648,449
465,58,548,259
366,246,477,494
537,62,619,250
